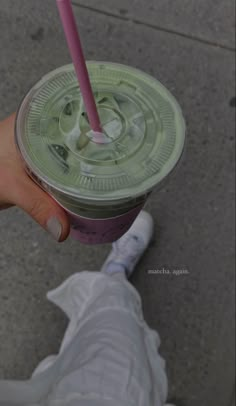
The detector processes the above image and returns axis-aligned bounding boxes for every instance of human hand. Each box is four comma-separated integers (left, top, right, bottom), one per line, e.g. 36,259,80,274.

0,114,70,241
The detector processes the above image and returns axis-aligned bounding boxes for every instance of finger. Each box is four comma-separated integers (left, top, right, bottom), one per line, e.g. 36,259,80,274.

12,174,70,242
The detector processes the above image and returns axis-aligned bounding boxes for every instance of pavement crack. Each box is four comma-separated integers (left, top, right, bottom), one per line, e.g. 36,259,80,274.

72,1,235,53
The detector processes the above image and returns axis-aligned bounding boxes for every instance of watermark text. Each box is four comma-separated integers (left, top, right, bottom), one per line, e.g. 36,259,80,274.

147,267,189,276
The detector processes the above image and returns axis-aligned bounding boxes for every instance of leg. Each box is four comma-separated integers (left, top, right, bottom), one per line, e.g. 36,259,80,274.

47,212,168,405
0,211,170,406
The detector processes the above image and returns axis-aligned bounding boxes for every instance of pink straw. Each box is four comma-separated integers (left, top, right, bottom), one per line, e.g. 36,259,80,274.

56,0,102,133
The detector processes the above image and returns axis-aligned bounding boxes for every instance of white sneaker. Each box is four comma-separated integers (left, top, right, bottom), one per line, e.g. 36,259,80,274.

101,211,154,278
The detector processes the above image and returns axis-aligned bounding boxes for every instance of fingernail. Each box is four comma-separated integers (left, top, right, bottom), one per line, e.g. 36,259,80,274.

46,217,62,241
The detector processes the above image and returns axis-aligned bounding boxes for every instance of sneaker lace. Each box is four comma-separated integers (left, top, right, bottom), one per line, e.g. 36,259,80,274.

115,233,144,262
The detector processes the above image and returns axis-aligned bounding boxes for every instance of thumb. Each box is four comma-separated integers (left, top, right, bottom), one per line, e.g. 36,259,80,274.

13,174,70,242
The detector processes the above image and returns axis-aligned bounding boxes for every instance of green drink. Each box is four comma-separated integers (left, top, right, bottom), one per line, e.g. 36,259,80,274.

15,62,185,244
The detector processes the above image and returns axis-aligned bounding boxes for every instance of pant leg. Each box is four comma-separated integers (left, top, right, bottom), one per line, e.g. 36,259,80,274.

45,271,168,406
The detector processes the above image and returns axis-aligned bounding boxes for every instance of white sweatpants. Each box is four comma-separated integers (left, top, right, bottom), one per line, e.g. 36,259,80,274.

0,272,168,406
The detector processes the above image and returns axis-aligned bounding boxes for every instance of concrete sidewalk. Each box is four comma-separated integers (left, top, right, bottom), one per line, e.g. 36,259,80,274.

0,1,235,405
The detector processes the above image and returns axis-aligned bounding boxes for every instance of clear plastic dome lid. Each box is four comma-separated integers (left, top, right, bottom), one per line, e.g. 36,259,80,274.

16,62,186,203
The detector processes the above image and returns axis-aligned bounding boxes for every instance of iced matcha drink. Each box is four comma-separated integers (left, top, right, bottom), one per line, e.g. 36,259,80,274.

15,62,185,244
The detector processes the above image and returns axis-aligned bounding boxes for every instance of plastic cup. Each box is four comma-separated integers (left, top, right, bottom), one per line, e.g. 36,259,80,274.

15,62,186,244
